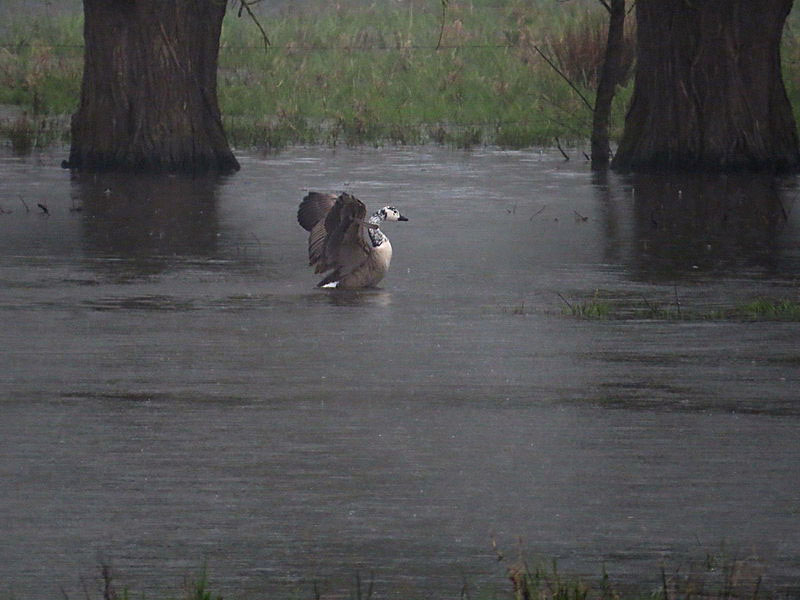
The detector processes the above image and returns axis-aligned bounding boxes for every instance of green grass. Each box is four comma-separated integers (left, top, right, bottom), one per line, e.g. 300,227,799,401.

0,12,83,113
723,298,800,321
558,292,613,319
70,548,777,600
556,293,800,322
502,556,769,600
0,0,627,151
3,1,800,152
93,563,223,600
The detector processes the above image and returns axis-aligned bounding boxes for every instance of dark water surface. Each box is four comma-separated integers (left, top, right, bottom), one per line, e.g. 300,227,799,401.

1,146,799,599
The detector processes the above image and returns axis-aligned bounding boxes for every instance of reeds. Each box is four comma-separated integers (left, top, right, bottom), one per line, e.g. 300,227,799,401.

493,539,773,600
52,550,784,600
72,563,223,600
503,558,769,600
0,111,69,153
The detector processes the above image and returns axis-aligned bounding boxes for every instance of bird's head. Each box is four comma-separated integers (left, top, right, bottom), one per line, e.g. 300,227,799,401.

378,206,409,222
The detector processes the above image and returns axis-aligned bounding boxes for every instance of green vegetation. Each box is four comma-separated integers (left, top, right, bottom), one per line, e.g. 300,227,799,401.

92,563,223,600
730,297,800,321
554,293,800,322
62,549,778,600
2,0,628,152
558,291,613,319
215,0,633,150
3,1,800,153
500,554,771,600
0,8,80,151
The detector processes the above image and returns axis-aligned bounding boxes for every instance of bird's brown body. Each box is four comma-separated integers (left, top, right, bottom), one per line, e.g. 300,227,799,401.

297,192,407,289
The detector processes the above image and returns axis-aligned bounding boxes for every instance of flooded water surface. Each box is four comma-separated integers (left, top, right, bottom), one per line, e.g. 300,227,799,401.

1,146,799,599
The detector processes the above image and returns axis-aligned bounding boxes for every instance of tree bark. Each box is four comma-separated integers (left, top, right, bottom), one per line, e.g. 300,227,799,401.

591,0,626,170
66,0,239,174
612,0,800,173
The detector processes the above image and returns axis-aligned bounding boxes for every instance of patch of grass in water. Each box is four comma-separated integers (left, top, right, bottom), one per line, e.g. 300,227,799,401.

558,291,612,319
52,547,784,600
568,300,612,319
493,541,771,600
729,298,800,321
556,293,800,322
95,562,223,600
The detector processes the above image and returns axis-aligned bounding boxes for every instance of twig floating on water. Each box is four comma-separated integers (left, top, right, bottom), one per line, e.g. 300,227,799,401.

640,294,657,315
530,205,547,220
556,292,574,311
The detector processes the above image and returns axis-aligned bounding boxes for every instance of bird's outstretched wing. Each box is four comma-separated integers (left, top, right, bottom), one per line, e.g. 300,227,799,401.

298,192,371,285
297,192,337,232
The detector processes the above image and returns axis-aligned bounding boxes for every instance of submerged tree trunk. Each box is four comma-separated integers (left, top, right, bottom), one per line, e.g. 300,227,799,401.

612,0,799,172
590,0,626,170
66,0,239,174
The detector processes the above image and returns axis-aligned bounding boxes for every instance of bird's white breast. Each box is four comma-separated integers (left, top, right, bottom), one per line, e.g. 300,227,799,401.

371,238,393,273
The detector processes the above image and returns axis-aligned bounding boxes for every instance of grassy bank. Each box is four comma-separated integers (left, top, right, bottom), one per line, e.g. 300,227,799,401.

3,1,800,153
216,0,635,150
4,0,629,152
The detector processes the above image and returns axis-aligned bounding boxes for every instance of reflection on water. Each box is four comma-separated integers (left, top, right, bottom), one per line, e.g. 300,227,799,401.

1,147,799,600
629,173,794,279
321,288,394,307
591,169,799,281
75,173,225,279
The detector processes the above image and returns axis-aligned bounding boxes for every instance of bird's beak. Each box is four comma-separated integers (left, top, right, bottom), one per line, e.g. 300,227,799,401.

399,215,409,221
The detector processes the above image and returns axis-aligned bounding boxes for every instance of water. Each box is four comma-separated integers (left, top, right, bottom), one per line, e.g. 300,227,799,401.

1,146,799,599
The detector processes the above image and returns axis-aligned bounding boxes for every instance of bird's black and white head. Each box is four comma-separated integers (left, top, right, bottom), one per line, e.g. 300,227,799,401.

375,206,409,222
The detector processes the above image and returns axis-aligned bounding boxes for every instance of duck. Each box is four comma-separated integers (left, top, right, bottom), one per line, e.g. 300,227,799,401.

297,191,408,289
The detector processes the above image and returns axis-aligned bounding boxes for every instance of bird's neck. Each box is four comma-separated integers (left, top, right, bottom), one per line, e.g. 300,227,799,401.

368,213,387,247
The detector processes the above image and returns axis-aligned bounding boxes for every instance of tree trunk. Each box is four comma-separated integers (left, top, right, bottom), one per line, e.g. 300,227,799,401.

591,0,626,170
612,0,800,172
66,0,239,174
